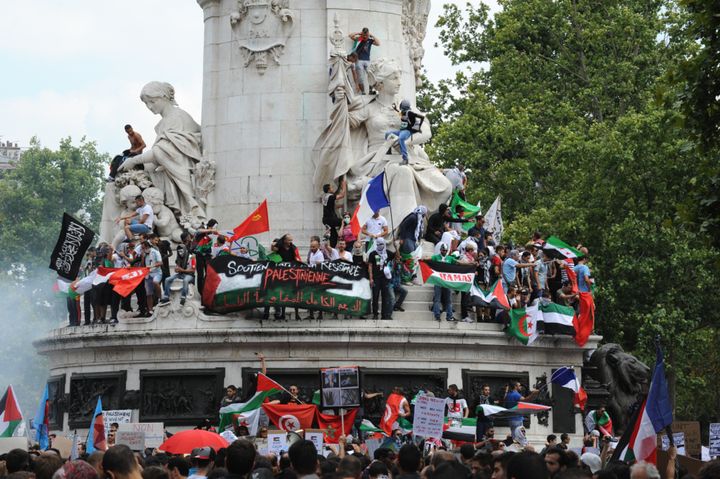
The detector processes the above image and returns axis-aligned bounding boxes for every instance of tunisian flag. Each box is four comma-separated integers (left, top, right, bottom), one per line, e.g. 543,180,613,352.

573,292,595,346
380,393,405,435
230,200,270,241
261,403,316,432
317,409,358,443
96,267,149,297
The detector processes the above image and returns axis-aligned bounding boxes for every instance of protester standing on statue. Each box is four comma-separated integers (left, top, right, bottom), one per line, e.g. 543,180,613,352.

108,124,146,181
362,210,389,250
389,250,408,312
349,28,380,94
321,179,346,248
367,238,392,320
192,219,218,296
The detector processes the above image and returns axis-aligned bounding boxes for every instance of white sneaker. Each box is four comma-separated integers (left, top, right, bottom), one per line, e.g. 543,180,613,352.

461,317,474,323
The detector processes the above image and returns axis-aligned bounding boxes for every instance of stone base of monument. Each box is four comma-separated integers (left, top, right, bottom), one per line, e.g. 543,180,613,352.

34,282,599,445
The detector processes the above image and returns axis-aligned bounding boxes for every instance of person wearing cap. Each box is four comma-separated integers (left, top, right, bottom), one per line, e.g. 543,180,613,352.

188,447,215,479
384,99,423,164
430,243,457,322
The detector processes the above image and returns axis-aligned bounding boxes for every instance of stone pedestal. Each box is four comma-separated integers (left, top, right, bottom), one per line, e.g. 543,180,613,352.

198,0,418,241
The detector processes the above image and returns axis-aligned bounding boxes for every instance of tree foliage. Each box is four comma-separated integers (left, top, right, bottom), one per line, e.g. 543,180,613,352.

0,137,107,266
428,0,720,422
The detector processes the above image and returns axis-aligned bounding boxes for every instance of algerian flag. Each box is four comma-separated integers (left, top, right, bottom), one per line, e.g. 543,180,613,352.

360,419,384,434
507,305,540,345
538,302,576,336
0,386,25,438
543,236,584,260
218,390,270,433
419,260,475,292
449,191,481,231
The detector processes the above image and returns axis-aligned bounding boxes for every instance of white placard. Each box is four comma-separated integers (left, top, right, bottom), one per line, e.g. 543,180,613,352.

661,432,686,455
220,430,238,444
104,410,132,431
116,431,145,451
268,431,288,454
255,437,269,455
306,431,324,452
412,395,447,439
118,422,164,448
709,424,720,458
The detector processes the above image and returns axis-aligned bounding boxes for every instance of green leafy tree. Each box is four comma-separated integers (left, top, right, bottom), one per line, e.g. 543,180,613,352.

0,137,107,266
429,0,720,424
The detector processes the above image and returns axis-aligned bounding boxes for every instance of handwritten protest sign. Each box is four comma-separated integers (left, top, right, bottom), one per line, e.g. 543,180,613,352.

412,395,446,439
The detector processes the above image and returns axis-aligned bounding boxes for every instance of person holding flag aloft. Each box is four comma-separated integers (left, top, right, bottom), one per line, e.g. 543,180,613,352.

379,386,410,435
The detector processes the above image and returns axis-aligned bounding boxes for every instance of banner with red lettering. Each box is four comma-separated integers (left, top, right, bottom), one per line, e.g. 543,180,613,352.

202,257,371,316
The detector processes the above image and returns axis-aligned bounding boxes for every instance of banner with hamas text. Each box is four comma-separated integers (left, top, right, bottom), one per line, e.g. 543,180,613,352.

202,256,371,315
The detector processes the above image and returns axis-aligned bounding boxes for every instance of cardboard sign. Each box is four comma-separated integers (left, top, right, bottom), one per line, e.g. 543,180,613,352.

268,431,288,454
672,421,701,457
0,437,29,454
412,395,447,439
305,429,324,453
255,437,269,455
118,422,164,448
709,423,720,458
52,436,73,459
104,410,132,431
116,431,145,451
660,432,686,455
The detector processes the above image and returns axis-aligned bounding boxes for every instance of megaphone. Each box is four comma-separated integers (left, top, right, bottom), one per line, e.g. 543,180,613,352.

287,429,305,446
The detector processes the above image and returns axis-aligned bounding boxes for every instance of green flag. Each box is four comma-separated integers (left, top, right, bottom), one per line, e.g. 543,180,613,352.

449,191,481,231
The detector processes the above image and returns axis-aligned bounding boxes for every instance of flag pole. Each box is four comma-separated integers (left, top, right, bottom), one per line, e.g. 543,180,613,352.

382,167,396,250
340,407,345,440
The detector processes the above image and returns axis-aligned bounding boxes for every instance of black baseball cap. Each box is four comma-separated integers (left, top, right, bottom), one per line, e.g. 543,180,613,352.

191,447,216,460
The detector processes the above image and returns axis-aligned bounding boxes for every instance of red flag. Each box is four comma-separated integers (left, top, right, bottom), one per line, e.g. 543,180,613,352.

350,204,361,238
230,200,270,241
261,403,316,432
316,409,358,443
379,393,405,435
573,387,588,411
92,412,107,451
97,267,149,297
490,278,510,310
573,292,595,346
564,261,578,293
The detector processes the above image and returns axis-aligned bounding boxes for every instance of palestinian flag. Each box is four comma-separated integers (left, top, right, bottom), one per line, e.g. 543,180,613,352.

0,386,25,437
442,417,476,442
449,191,481,231
543,236,584,260
257,373,284,397
574,292,595,346
359,419,385,434
470,279,510,309
419,260,475,292
262,403,316,432
317,408,358,443
507,305,540,345
478,402,551,419
218,391,270,433
538,303,576,336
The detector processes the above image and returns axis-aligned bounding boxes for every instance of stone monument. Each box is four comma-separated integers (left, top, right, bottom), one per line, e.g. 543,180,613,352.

36,0,603,444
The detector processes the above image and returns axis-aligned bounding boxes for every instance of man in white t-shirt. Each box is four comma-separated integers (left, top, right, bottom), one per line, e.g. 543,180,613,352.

336,239,352,261
141,240,163,312
362,210,389,240
306,238,325,319
120,194,155,240
445,384,469,424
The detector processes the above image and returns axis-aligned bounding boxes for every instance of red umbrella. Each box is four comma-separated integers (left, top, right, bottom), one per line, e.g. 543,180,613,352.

158,430,228,454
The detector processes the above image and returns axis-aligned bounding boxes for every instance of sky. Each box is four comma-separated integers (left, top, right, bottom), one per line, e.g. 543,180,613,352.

0,1,494,154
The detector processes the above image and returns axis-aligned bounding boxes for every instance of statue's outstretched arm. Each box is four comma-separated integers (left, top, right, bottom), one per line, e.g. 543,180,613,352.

118,147,156,171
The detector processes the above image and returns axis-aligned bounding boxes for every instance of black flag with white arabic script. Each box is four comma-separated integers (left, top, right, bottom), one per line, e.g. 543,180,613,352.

49,213,95,280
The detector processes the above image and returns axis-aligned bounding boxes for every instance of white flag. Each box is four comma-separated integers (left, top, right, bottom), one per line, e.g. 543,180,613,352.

485,196,503,244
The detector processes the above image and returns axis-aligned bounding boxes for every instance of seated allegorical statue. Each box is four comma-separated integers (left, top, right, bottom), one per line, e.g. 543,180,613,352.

119,81,206,223
313,57,452,227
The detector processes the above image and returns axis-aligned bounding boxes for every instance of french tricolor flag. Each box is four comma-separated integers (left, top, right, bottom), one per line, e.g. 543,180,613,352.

551,367,587,411
350,172,390,237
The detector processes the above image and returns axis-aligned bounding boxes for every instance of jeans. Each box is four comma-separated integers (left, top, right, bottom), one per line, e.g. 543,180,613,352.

390,284,408,308
163,273,195,298
129,220,151,234
385,129,412,160
461,291,473,318
372,281,392,319
356,60,371,94
67,297,81,326
432,286,453,319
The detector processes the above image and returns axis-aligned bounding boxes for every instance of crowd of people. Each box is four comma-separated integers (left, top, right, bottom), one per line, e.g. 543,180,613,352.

1,433,717,479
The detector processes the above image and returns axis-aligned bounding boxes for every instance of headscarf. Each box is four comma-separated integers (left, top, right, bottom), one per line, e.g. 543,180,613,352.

375,238,388,262
52,460,98,479
412,206,428,243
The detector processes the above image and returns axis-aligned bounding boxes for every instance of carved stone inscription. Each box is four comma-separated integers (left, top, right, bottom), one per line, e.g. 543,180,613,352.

139,369,224,426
